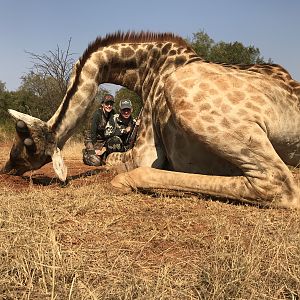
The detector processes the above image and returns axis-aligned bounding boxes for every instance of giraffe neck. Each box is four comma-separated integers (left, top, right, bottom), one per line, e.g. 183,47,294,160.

47,32,200,148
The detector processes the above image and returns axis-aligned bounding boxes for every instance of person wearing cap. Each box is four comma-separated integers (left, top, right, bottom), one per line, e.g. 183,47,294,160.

82,93,115,166
104,99,137,154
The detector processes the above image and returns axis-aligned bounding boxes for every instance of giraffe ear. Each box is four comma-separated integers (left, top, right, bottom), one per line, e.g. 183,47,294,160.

51,147,67,182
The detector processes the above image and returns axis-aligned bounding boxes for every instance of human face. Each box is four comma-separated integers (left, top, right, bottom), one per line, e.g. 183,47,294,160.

120,108,132,119
102,101,114,113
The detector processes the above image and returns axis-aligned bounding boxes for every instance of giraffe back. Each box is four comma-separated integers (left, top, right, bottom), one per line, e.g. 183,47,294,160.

223,63,300,100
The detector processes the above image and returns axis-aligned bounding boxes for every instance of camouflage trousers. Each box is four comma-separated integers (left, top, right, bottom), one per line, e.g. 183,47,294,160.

82,149,104,166
82,140,106,166
82,137,130,166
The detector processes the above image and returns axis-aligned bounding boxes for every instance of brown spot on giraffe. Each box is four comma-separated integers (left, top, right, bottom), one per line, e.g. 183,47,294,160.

161,43,172,55
238,108,248,116
199,82,210,91
181,79,196,89
214,78,230,91
193,92,208,103
221,117,232,129
181,111,196,121
103,49,116,59
80,82,97,94
173,86,188,98
199,103,211,111
228,90,245,105
125,73,139,86
206,125,219,134
201,115,216,123
221,104,232,113
209,88,218,96
232,77,245,88
212,97,223,106
82,64,98,79
254,96,266,105
177,101,192,111
245,102,261,113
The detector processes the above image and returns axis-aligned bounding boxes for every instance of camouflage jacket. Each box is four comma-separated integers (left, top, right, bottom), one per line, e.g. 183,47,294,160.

104,114,136,144
84,108,115,149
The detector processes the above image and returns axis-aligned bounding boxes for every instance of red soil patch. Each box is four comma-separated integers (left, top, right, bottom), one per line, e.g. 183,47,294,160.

0,162,115,191
0,143,115,191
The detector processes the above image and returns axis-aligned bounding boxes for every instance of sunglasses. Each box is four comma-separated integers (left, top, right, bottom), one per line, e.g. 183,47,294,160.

103,101,114,106
121,108,132,113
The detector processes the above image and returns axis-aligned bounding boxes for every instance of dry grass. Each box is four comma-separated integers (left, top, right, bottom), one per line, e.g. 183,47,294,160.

0,127,13,143
0,141,300,299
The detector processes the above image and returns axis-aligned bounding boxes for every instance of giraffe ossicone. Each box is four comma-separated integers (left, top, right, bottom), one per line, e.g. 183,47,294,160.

2,31,300,208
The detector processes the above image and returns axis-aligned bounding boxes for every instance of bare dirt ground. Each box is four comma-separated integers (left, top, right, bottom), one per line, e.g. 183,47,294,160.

0,141,300,299
0,143,114,191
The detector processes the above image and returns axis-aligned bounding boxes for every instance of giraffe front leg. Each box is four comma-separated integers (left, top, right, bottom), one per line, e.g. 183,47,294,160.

110,167,300,208
105,149,136,173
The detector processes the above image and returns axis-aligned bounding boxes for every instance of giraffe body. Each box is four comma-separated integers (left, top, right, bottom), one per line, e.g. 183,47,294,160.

2,32,300,208
163,62,300,170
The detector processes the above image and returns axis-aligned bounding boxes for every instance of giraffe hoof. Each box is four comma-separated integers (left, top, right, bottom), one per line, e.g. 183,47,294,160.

110,173,133,194
279,195,300,209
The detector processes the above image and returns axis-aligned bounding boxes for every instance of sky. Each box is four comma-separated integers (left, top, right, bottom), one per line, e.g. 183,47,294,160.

0,0,299,94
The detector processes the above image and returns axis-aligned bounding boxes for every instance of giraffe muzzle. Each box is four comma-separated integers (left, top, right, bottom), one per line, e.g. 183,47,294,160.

0,159,25,176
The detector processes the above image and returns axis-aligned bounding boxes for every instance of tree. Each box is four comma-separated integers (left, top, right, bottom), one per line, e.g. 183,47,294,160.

19,40,110,122
1,41,114,135
25,38,74,95
18,39,75,120
19,72,63,120
0,89,40,130
187,30,269,64
209,41,265,64
188,31,214,59
0,81,6,93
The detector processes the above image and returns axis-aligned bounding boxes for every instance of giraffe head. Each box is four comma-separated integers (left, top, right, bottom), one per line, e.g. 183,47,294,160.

1,110,67,181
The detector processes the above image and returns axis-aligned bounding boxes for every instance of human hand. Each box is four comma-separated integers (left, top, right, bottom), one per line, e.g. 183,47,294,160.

136,119,141,126
95,147,106,156
125,126,131,133
95,149,101,155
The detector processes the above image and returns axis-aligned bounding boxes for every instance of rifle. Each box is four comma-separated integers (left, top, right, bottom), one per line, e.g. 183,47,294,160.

125,108,143,148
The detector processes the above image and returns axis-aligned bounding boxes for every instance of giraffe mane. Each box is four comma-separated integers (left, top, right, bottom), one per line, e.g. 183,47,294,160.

83,31,191,56
51,31,191,133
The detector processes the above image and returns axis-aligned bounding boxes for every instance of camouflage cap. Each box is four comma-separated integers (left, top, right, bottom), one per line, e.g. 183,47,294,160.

102,93,115,103
119,99,132,110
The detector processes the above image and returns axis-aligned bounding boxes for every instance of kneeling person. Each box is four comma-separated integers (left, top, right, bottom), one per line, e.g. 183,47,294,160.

82,93,115,166
104,99,136,155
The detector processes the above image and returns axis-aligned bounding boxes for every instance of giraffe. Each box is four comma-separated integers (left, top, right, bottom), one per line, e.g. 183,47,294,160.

1,31,300,208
